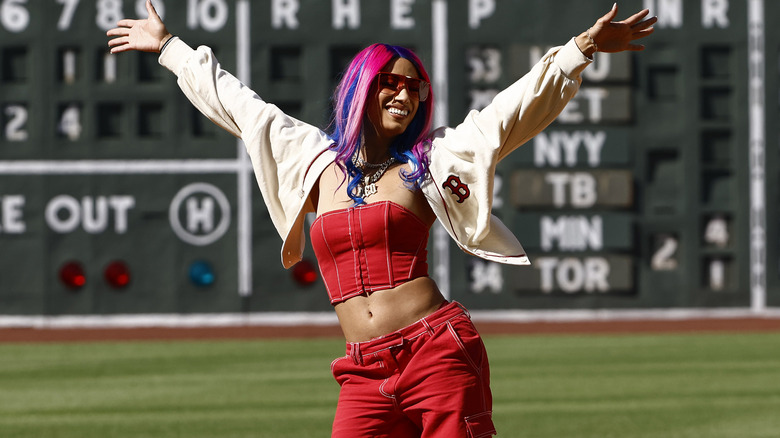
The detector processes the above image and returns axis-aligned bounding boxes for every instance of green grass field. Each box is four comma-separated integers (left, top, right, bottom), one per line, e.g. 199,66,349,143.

1,331,779,437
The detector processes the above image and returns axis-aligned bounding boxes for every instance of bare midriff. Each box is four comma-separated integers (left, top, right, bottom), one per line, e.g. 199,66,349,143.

334,277,446,342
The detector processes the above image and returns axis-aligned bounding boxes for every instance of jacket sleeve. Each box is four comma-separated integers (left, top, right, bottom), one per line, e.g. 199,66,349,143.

424,38,591,262
456,38,590,163
158,37,333,250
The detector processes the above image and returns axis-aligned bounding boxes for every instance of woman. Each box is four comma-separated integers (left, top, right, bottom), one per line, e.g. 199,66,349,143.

108,2,655,436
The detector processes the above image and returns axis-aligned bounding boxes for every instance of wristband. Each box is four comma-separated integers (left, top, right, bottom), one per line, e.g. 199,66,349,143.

160,36,176,53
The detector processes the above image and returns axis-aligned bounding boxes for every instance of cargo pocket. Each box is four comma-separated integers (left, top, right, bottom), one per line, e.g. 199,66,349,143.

465,411,496,438
446,317,486,374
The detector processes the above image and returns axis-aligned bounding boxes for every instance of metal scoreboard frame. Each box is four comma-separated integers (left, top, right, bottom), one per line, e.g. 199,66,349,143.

0,0,778,321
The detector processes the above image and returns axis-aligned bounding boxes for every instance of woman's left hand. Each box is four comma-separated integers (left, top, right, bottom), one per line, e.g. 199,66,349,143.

587,3,657,53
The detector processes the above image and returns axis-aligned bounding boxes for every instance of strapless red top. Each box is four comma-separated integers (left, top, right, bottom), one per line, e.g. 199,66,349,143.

310,201,430,305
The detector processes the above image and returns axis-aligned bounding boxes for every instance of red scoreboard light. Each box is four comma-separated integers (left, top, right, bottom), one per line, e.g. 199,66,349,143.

292,259,318,287
59,261,86,290
104,261,131,289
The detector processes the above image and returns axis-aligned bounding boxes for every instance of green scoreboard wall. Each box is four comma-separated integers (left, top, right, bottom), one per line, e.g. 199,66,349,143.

0,0,777,315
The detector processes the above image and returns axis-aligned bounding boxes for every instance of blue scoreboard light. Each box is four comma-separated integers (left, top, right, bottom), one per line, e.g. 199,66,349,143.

0,0,777,316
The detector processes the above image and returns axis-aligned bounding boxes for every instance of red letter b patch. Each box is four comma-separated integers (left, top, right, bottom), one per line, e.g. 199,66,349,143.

442,175,470,203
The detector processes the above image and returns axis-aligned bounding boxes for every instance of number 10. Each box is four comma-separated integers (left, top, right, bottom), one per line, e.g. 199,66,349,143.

187,0,227,31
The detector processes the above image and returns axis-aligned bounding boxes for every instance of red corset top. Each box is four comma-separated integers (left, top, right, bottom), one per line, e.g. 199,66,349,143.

310,201,430,305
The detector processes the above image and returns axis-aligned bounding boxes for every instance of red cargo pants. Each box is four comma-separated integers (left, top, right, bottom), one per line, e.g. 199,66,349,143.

330,301,496,438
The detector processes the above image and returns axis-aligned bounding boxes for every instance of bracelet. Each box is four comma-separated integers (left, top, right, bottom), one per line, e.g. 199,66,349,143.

586,28,598,53
160,36,176,53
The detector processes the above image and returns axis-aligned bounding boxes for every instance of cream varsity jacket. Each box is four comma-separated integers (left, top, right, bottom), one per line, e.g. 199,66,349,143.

158,37,591,268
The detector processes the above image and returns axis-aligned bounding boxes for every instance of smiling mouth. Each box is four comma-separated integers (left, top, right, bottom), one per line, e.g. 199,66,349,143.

387,107,409,117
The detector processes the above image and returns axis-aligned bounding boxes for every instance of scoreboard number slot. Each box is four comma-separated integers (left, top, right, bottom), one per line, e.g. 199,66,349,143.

0,0,29,33
708,258,727,291
469,259,503,294
467,46,502,84
3,104,28,141
651,234,679,271
704,215,729,248
103,51,117,83
56,0,79,30
57,104,82,141
187,0,228,32
59,48,79,84
96,0,124,31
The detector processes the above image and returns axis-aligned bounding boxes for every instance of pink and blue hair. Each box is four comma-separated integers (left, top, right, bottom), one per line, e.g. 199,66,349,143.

327,43,434,205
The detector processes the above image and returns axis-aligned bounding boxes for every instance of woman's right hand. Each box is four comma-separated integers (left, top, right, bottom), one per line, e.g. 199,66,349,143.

107,0,171,54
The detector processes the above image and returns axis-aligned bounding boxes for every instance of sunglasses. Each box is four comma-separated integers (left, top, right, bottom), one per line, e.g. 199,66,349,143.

376,72,430,102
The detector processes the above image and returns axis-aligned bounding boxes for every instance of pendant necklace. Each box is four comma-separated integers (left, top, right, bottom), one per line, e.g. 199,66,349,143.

352,152,396,198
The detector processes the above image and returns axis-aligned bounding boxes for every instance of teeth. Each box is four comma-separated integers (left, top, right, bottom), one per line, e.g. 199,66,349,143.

388,107,408,116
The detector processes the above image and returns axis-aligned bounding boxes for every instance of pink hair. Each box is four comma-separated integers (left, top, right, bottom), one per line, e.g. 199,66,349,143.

328,43,434,204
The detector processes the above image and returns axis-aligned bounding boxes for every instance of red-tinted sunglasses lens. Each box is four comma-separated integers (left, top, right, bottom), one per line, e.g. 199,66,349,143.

378,73,429,102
